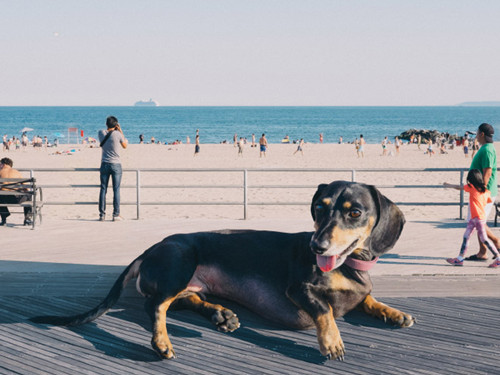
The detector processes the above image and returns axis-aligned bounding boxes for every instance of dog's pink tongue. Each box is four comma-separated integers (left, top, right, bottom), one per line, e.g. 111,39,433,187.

317,255,337,272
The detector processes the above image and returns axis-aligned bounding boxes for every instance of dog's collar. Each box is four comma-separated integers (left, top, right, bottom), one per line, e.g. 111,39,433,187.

344,256,379,271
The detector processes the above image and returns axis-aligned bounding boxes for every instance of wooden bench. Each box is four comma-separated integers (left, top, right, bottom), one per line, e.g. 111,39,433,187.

0,178,43,229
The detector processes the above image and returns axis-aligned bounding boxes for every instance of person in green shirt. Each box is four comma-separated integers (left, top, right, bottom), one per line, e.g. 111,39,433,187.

465,123,500,261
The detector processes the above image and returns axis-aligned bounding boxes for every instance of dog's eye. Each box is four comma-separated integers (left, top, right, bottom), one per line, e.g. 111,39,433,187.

349,209,361,218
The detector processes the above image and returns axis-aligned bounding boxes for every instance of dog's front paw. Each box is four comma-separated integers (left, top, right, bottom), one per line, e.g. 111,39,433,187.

319,334,345,361
151,338,177,360
212,308,240,332
391,311,415,328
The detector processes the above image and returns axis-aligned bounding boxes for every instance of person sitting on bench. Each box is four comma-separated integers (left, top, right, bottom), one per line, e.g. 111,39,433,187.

0,157,32,226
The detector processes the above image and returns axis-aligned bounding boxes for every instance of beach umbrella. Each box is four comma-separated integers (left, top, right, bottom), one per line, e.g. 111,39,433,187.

20,127,34,133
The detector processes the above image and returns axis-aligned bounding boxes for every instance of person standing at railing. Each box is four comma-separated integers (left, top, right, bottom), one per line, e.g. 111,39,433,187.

462,123,500,261
97,116,128,222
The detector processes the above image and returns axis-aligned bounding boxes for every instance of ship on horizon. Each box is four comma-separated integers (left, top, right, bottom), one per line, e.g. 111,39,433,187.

134,99,159,107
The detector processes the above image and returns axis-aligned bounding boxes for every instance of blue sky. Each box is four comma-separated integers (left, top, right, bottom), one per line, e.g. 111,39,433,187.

1,0,499,106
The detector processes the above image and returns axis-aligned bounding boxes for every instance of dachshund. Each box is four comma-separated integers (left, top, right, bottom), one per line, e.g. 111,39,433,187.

30,180,414,361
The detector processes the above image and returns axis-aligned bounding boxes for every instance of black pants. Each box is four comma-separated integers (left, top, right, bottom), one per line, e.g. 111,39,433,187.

0,194,32,221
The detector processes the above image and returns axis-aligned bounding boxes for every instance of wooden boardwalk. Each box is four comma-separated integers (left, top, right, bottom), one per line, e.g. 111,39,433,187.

0,272,499,374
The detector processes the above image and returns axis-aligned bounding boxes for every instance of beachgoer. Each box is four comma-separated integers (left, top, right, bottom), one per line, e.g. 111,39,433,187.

443,169,500,268
354,137,359,157
0,157,33,226
139,134,144,144
233,133,238,147
381,137,388,156
464,123,500,261
259,133,268,158
417,134,422,150
339,136,343,144
358,135,365,158
471,137,479,158
194,134,200,156
293,138,304,155
426,139,434,156
97,116,128,222
186,136,190,144
463,136,469,157
251,133,256,148
238,137,244,157
319,133,323,143
395,136,401,155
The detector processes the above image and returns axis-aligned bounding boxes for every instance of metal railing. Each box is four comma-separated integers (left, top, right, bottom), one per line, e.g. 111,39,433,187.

17,167,482,220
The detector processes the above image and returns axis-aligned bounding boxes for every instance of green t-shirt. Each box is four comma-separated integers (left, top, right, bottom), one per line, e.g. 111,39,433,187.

470,143,497,197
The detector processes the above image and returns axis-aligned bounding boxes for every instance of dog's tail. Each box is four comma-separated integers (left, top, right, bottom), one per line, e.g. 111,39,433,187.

29,256,143,326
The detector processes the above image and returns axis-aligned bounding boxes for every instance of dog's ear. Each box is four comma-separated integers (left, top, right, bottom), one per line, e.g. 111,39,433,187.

311,183,328,220
367,185,405,256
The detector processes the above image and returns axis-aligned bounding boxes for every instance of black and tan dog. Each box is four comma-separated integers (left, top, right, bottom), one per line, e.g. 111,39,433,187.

30,180,414,361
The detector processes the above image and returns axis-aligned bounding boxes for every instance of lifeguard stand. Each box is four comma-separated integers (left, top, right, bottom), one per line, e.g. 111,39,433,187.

67,127,79,144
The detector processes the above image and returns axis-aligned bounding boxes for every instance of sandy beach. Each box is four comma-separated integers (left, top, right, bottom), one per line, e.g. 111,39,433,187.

3,140,500,278
3,141,495,222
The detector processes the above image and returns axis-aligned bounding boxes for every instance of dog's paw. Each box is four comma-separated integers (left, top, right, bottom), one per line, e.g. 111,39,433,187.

391,311,415,328
211,308,240,332
319,335,345,361
151,338,177,360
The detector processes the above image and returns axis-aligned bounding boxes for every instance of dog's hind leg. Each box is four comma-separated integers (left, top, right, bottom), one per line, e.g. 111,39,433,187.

359,294,415,327
171,292,240,332
149,293,182,359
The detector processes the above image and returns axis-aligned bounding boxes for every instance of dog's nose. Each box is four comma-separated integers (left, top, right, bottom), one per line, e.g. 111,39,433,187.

310,239,330,254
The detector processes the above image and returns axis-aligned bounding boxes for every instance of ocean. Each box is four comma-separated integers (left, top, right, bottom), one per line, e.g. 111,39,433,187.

1,106,499,144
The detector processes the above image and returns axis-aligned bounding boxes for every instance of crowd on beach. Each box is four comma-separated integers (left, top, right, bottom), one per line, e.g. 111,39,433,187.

2,133,60,151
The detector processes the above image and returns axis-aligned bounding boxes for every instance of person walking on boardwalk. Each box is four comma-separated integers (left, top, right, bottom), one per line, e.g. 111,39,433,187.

97,116,128,222
463,123,500,261
443,169,500,268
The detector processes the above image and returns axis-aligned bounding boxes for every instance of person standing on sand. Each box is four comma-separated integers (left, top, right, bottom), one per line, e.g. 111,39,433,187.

259,133,268,157
194,134,200,156
395,136,401,155
97,116,128,222
463,123,500,262
251,133,256,148
293,138,304,156
417,134,422,150
463,136,469,158
237,137,244,157
319,133,323,144
358,134,365,158
381,137,388,156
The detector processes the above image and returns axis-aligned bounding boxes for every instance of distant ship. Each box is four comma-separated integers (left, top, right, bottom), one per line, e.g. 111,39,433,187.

134,99,159,107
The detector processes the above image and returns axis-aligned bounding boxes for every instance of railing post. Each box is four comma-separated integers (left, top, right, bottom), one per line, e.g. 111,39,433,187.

243,169,248,220
459,170,464,220
136,169,141,220
351,169,356,182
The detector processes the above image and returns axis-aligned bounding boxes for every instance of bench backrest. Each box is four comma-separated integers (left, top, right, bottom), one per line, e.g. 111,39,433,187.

0,178,36,197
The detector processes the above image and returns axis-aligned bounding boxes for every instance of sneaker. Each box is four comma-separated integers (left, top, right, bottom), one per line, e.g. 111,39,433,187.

446,257,464,266
488,259,500,268
112,215,124,222
98,215,105,222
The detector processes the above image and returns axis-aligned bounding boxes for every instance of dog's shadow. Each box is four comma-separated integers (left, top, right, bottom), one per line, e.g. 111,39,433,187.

25,297,398,364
